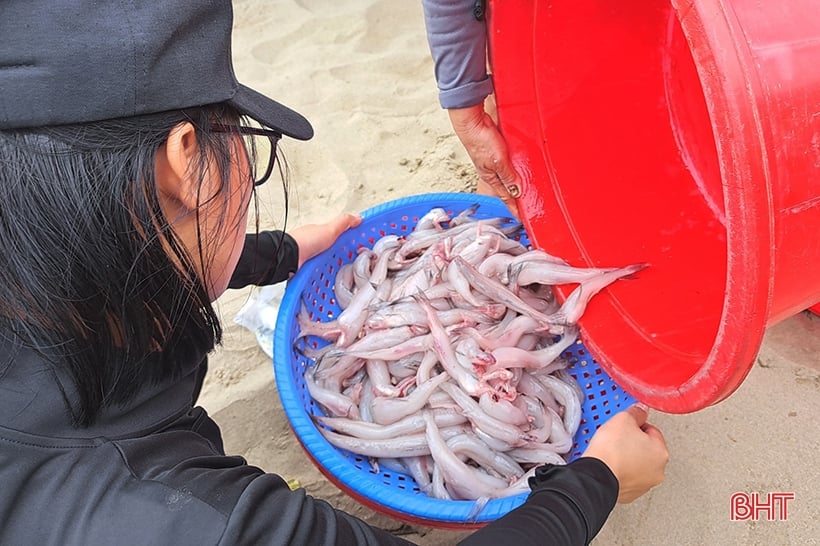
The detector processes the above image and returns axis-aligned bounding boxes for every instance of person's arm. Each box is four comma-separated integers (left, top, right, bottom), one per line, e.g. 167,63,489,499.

218,471,415,545
230,463,611,546
421,0,522,216
459,458,618,546
460,405,668,545
228,231,299,289
228,214,362,289
421,0,493,110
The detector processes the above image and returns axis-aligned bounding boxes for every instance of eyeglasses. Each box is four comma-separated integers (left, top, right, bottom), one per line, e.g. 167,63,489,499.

212,124,281,186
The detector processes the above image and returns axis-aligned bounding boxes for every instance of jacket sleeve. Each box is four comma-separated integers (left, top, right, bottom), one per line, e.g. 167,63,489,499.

218,472,415,546
421,0,494,109
228,231,300,289
132,414,614,545
109,409,417,546
458,458,619,546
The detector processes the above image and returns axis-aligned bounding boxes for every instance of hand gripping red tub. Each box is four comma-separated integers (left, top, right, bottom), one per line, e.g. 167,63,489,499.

487,0,820,413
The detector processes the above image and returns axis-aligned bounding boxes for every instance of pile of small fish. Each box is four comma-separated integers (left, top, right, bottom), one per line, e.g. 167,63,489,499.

296,205,645,502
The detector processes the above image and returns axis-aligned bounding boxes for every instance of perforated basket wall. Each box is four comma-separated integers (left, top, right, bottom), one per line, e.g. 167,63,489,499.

273,192,635,528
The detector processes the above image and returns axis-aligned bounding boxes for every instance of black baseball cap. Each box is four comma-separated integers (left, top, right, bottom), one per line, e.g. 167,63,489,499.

0,0,313,140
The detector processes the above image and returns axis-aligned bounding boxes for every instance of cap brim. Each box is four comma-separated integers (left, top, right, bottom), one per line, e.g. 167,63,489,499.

229,84,314,140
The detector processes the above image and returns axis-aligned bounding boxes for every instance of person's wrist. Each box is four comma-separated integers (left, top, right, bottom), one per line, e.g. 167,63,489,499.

447,104,485,132
528,458,619,495
578,455,618,480
580,452,622,494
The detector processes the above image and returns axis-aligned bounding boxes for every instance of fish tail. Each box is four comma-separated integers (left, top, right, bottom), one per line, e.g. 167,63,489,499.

466,496,491,522
618,262,650,280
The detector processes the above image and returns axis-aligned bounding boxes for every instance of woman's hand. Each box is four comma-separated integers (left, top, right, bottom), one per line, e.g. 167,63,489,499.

448,103,521,218
289,213,362,269
582,404,670,503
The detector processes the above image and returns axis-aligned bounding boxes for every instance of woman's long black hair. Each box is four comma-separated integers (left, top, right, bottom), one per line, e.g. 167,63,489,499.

0,104,271,427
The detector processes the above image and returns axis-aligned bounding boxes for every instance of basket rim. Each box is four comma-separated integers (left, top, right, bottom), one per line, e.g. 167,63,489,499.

272,192,633,525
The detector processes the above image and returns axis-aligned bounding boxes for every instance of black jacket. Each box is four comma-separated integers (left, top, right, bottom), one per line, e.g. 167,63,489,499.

0,232,617,545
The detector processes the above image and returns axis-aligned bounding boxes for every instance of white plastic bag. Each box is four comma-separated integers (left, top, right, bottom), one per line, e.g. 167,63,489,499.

233,283,286,359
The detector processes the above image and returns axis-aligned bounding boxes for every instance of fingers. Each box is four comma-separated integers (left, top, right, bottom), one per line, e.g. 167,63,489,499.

623,403,649,427
489,160,522,216
477,176,507,198
340,213,362,230
447,105,524,214
476,175,521,219
640,422,667,446
583,403,669,505
492,157,521,195
328,213,362,236
291,213,362,268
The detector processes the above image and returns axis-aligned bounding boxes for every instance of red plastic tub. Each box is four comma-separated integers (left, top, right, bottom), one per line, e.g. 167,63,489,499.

487,0,820,413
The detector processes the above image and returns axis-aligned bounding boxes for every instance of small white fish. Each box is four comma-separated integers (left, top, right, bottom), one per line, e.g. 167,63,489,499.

294,205,648,502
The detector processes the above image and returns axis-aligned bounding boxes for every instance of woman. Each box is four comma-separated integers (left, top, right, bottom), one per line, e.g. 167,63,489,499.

0,1,667,544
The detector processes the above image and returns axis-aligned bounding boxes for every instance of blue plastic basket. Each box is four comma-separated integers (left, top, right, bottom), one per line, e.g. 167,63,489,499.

273,192,635,528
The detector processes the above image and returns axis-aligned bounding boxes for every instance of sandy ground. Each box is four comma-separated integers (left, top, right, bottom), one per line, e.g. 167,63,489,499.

198,1,820,544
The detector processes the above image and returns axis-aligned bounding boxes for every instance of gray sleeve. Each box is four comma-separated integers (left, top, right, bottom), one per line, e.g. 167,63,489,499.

421,0,494,109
